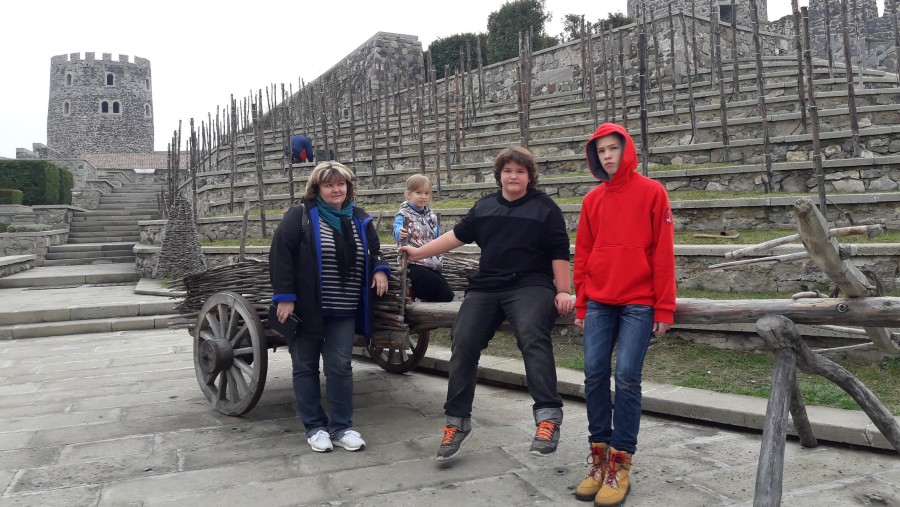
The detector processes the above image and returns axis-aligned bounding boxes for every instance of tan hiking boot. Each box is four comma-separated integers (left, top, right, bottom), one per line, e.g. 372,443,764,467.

575,442,608,501
594,447,632,506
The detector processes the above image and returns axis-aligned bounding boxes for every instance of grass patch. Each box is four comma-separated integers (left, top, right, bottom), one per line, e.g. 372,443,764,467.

428,329,900,415
201,237,273,247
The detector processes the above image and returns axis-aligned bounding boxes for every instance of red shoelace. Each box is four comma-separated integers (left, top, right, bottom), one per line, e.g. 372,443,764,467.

534,420,558,441
605,452,629,486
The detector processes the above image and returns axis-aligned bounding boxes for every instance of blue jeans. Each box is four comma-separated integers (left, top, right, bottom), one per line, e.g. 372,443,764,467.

583,301,654,454
445,286,563,426
288,316,355,439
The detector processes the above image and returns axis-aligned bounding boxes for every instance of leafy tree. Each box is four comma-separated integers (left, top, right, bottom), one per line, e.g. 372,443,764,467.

600,11,634,30
559,14,584,43
426,33,488,80
486,0,557,64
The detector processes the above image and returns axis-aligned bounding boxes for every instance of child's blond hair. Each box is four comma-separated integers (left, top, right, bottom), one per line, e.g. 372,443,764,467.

405,174,433,195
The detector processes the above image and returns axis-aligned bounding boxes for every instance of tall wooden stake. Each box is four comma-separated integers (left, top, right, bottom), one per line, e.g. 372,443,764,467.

803,6,826,213
792,0,809,134
750,0,772,192
841,0,862,156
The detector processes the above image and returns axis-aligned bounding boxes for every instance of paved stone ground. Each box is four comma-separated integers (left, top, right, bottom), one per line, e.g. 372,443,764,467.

1,328,899,506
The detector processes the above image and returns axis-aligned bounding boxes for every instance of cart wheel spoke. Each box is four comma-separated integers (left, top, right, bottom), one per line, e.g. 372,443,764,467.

367,330,430,374
194,292,268,416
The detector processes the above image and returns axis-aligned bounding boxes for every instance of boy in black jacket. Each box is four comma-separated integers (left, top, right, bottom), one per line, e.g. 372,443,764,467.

401,147,574,460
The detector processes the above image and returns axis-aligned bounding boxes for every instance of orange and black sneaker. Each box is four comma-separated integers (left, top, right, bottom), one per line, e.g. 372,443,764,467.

530,420,560,455
436,425,472,460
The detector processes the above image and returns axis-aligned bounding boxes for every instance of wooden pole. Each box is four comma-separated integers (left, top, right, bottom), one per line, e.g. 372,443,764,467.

724,224,883,259
444,64,452,182
855,0,868,87
681,11,699,142
753,341,794,507
454,70,462,163
251,100,267,238
476,36,486,112
840,0,862,157
587,22,599,128
599,21,611,123
802,7,826,213
750,0,773,192
417,85,425,175
825,0,836,79
229,95,237,214
730,0,740,98
638,7,650,177
791,0,810,134
691,0,699,81
892,0,900,85
712,0,730,161
580,16,588,101
668,4,680,123
618,31,628,128
650,9,665,111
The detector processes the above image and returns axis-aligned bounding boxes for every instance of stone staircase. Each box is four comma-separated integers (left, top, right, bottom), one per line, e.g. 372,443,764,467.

45,184,162,266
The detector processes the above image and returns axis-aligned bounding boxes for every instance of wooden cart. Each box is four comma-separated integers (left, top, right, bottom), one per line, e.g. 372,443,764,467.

173,247,477,416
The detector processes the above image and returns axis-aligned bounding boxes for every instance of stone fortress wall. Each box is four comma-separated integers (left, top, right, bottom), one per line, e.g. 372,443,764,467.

47,52,154,157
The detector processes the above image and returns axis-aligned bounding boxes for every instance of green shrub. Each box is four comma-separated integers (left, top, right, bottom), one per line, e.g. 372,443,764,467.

0,160,71,205
6,223,55,233
0,223,7,233
0,189,24,205
58,168,74,205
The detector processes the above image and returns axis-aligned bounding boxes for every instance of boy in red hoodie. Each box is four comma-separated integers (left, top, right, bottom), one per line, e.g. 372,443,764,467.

573,123,676,506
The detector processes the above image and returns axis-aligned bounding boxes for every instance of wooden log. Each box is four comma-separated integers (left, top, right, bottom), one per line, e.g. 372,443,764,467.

725,224,883,259
795,198,899,353
789,376,818,448
754,315,799,507
772,314,900,453
791,0,809,134
709,251,808,270
405,296,900,330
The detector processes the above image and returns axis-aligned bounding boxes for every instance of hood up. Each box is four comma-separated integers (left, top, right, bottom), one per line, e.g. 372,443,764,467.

585,123,638,182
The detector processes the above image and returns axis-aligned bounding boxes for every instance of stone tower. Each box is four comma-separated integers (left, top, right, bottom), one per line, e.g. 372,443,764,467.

626,0,768,25
47,52,154,157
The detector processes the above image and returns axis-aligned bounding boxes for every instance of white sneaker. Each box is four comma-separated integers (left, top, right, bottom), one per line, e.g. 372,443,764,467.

307,429,333,452
333,430,366,451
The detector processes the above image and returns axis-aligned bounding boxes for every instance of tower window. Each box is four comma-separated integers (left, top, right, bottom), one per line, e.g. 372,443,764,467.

719,4,733,23
66,74,72,86
145,78,150,90
113,101,120,114
64,102,70,115
101,101,109,113
106,73,114,86
144,104,151,117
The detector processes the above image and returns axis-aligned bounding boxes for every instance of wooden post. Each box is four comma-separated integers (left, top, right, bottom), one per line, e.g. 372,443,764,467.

750,0,773,192
754,342,794,507
251,101,267,238
600,22,611,122
618,31,628,128
650,9,665,111
794,198,898,354
691,0,699,81
802,7,826,213
587,22,599,128
712,0,730,161
825,0,836,79
730,0,740,98
454,71,462,163
444,64,452,183
789,375,818,448
349,79,357,165
384,75,393,170
855,0,868,87
580,16,588,101
189,119,198,223
638,8,650,177
283,85,295,206
791,0,809,134
840,0,862,157
476,36,486,112
229,95,237,214
668,4,680,124
681,11,699,142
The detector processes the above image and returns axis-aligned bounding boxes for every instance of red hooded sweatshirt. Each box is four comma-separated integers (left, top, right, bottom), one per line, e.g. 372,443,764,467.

574,123,676,324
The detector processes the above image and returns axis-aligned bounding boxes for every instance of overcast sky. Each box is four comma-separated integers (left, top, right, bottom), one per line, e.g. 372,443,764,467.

0,1,842,158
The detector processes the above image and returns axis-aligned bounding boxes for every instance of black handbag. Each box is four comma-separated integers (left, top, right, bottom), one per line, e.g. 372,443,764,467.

267,303,301,338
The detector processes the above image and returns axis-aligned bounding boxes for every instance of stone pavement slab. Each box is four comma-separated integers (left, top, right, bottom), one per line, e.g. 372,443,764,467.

0,328,898,506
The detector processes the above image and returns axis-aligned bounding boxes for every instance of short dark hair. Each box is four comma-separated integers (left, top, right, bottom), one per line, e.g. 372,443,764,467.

493,146,539,190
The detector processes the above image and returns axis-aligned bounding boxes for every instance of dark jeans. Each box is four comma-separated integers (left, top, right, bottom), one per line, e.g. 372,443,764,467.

288,316,355,439
444,285,563,425
408,264,454,302
583,301,654,454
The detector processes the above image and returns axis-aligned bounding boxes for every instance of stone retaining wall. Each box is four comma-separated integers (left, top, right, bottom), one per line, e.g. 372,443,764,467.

0,230,68,266
0,255,35,278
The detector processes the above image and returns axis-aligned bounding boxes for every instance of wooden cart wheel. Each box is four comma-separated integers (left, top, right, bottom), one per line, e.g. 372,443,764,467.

367,329,431,374
193,291,268,416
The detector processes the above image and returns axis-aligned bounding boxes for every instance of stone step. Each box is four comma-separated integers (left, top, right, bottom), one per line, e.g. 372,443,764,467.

0,314,178,340
0,267,139,288
99,197,159,203
68,225,140,233
70,215,155,223
68,219,144,228
41,256,136,266
0,299,174,327
73,210,158,217
45,248,133,259
67,235,141,244
47,242,135,253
